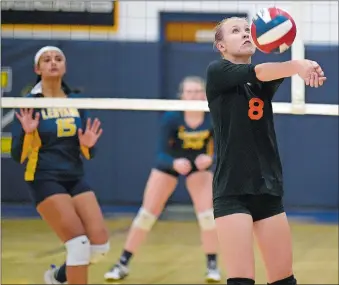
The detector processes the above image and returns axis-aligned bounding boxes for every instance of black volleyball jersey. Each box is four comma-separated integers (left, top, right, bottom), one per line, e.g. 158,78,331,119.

206,58,284,198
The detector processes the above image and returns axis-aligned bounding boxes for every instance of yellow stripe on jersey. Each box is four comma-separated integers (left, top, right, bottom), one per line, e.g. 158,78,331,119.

25,131,42,181
20,133,35,164
207,137,214,156
80,145,90,160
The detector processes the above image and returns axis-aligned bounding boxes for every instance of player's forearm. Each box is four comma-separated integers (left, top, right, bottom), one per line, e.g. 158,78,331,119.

11,133,25,163
89,147,96,159
11,132,34,163
255,60,301,82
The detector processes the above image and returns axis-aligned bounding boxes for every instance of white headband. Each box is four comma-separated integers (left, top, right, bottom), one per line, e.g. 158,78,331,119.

31,46,65,94
34,46,65,65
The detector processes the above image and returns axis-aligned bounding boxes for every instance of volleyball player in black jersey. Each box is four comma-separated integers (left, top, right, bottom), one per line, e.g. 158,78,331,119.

206,17,326,285
11,46,110,284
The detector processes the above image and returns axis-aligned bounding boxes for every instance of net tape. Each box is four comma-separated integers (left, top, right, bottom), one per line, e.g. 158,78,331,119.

1,97,338,116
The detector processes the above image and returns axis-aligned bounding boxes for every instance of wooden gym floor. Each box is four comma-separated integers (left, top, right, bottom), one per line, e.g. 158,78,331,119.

1,216,338,284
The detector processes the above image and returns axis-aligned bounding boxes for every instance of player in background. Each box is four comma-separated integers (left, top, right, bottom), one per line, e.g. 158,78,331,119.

104,76,221,283
206,17,326,285
11,46,110,285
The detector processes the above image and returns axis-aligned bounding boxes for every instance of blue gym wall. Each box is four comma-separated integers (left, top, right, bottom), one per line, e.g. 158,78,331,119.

1,38,338,209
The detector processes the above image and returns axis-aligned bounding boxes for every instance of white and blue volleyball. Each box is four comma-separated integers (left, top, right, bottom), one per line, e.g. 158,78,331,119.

251,7,297,54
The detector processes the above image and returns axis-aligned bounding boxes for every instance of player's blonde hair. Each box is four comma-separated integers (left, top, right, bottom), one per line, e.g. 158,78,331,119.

213,17,249,49
178,76,206,98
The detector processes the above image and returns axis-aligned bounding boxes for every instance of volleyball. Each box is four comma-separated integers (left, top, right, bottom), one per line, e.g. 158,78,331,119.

250,7,297,54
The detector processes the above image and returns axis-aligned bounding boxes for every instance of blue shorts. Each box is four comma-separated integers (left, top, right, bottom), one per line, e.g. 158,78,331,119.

27,179,92,206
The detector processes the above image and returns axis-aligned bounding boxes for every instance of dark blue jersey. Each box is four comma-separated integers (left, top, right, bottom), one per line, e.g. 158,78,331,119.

11,93,95,182
156,111,215,169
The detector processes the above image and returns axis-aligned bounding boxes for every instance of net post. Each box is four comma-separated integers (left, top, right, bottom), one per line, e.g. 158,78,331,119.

290,1,306,115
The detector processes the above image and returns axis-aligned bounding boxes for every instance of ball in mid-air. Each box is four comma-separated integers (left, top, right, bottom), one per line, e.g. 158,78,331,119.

250,7,297,54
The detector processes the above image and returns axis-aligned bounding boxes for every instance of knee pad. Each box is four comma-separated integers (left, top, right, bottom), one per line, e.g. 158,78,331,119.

227,278,255,285
197,209,216,230
90,241,110,264
268,275,296,285
131,207,157,231
65,235,91,266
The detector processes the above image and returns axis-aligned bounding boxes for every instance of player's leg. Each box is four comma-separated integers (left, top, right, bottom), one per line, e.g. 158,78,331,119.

214,196,256,285
185,170,221,283
72,181,110,261
104,168,178,281
252,195,296,285
122,169,177,257
45,181,109,284
32,181,90,285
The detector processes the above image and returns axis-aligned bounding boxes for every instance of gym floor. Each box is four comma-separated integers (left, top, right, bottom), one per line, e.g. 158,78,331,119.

1,205,338,284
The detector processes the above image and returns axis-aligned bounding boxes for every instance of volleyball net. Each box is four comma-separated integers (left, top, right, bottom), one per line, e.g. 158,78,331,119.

1,97,338,116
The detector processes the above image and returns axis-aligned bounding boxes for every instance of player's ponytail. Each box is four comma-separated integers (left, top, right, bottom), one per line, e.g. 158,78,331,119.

61,81,73,94
35,75,42,84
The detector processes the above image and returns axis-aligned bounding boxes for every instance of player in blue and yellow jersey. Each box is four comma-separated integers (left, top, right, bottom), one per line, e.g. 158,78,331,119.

11,46,110,285
104,76,221,283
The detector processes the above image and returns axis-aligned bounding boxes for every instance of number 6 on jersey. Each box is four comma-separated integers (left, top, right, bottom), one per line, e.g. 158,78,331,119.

248,98,264,120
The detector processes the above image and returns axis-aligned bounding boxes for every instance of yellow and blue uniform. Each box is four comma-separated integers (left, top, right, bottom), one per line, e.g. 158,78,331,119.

155,111,215,177
11,92,95,205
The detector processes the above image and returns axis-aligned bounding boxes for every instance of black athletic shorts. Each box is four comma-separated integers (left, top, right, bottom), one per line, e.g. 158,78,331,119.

156,163,212,178
27,179,92,206
213,194,284,222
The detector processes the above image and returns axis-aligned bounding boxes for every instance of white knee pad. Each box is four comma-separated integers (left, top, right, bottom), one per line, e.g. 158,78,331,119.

65,235,91,266
197,209,216,230
131,207,157,231
90,241,110,264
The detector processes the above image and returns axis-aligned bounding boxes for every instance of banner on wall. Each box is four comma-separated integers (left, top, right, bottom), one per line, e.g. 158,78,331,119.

1,64,36,158
1,1,119,33
1,67,13,158
162,12,248,43
1,68,12,93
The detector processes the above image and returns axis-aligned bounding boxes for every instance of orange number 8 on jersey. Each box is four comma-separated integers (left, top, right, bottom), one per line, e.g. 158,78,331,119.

248,98,264,120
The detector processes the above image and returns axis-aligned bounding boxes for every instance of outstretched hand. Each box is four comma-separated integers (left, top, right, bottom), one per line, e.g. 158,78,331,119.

173,158,192,176
78,118,103,148
15,108,40,134
297,60,326,88
194,154,213,170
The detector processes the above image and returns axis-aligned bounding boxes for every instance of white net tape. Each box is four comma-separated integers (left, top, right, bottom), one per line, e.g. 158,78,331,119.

1,97,338,116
